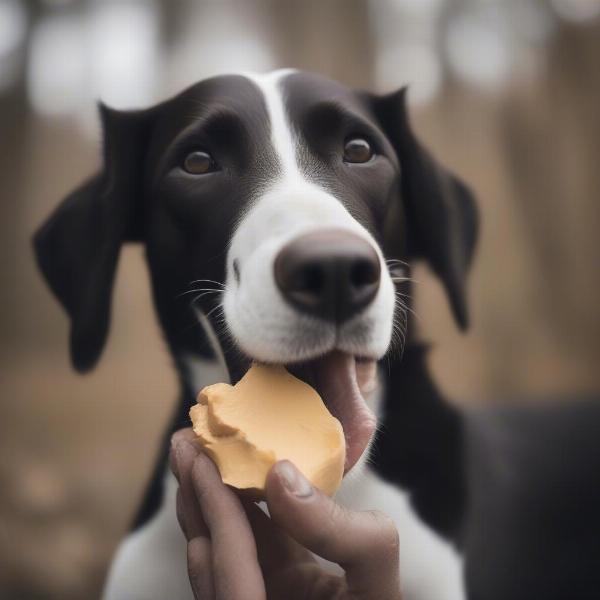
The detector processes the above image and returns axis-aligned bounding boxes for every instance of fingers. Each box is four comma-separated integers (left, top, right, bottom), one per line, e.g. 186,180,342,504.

187,537,215,599
171,430,215,598
190,450,266,600
172,433,267,600
170,430,209,540
266,461,401,599
243,500,314,577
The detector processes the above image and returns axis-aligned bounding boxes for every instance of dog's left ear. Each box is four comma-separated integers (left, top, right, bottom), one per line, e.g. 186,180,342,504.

372,88,479,329
33,104,155,372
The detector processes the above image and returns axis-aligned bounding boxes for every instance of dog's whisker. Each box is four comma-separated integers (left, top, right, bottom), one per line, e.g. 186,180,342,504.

189,291,225,306
390,322,406,356
385,258,410,267
389,272,416,282
184,289,223,295
386,295,410,361
177,288,224,299
205,303,224,320
394,292,420,324
189,279,226,288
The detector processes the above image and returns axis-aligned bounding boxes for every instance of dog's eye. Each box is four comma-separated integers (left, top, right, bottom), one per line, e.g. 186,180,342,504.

343,138,374,164
183,151,217,175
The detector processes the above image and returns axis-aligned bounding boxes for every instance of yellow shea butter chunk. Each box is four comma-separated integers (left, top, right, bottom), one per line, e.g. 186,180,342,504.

189,364,345,497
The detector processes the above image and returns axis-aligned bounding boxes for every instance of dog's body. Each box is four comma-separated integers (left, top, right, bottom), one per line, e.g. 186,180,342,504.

35,69,478,599
36,71,476,600
35,68,600,600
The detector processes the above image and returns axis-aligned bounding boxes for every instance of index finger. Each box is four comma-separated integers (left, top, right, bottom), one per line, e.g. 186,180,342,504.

170,429,209,540
189,448,267,600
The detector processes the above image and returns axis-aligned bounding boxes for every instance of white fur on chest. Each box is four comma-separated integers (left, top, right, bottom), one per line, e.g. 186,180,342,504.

337,471,465,600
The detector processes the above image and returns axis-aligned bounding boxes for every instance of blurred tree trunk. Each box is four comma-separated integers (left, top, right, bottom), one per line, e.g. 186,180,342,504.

261,0,375,89
0,2,34,350
501,20,600,374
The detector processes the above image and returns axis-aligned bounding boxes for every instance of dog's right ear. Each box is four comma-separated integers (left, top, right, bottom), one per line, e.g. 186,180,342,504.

372,88,478,330
33,104,156,372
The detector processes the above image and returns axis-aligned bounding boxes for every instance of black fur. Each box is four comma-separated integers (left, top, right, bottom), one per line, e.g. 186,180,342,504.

33,105,154,371
372,345,465,541
463,397,600,599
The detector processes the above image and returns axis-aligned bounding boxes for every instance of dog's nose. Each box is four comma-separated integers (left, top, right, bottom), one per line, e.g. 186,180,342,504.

274,229,381,322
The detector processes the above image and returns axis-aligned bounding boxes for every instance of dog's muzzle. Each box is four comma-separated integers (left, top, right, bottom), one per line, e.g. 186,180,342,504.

274,229,381,322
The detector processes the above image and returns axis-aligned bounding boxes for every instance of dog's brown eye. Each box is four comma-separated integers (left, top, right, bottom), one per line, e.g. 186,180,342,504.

183,151,216,175
343,138,373,164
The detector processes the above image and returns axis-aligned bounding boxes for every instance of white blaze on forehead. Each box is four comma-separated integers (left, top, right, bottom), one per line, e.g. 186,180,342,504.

223,70,396,364
242,69,303,182
232,69,386,248
239,68,363,235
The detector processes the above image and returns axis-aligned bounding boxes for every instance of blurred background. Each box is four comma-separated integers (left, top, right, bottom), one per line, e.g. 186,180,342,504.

1,0,599,597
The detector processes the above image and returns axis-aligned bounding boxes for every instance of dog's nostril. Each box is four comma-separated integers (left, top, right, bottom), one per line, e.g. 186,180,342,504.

350,258,379,288
300,264,324,294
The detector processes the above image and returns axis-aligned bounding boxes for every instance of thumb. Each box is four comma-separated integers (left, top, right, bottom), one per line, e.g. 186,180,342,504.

265,461,401,599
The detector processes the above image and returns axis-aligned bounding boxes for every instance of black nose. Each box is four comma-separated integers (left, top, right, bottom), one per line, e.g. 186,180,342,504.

274,229,381,323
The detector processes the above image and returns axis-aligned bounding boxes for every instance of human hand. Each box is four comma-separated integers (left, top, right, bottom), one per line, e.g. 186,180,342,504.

170,428,401,600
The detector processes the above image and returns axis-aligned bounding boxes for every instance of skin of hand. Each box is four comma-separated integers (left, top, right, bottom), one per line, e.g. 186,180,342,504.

170,428,402,600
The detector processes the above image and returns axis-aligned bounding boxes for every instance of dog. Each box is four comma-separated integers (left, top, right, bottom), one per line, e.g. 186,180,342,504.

34,69,478,599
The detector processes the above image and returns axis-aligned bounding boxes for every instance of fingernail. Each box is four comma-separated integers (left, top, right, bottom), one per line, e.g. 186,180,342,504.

276,461,313,497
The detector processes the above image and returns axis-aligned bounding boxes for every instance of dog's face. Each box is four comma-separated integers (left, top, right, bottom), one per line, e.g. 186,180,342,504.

34,69,477,473
146,71,397,361
222,72,397,365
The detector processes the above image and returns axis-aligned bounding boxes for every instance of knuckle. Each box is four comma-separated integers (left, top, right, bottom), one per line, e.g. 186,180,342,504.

310,501,344,555
306,572,347,599
366,510,400,557
309,523,335,556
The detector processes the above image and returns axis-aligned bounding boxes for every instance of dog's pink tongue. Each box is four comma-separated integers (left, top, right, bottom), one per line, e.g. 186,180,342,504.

314,352,377,472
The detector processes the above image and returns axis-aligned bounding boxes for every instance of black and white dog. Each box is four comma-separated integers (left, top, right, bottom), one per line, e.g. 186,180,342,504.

34,69,478,599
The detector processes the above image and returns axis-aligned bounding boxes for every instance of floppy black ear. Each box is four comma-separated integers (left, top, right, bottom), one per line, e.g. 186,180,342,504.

374,88,478,329
33,104,154,372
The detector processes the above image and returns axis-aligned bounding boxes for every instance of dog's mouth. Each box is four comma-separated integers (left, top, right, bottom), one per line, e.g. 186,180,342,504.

287,351,378,474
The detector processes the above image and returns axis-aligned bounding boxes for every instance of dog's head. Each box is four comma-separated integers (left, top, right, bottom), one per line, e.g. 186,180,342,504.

34,70,477,473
